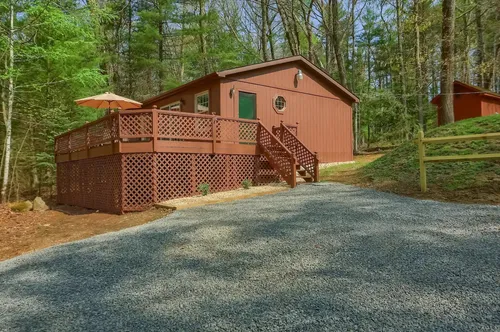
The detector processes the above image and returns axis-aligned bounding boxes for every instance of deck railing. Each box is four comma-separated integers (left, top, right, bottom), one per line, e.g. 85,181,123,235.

55,109,259,156
278,122,319,182
257,122,297,187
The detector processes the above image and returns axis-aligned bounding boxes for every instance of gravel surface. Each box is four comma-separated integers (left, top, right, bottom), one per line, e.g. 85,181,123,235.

0,183,499,331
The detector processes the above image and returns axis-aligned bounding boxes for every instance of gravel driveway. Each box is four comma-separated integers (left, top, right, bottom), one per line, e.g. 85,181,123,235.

0,183,499,331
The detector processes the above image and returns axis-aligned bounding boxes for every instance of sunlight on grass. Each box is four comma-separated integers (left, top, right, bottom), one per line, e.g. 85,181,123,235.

320,155,382,181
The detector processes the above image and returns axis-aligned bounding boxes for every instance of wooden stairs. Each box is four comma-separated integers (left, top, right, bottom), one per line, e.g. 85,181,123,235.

257,121,319,188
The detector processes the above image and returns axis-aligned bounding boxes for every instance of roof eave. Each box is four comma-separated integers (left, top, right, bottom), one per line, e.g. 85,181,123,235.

218,55,359,103
141,72,220,106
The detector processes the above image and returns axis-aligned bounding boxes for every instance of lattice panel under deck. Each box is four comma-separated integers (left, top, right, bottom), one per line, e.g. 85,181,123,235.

255,156,282,185
58,152,281,213
153,153,263,202
57,155,122,213
122,153,154,211
155,153,194,202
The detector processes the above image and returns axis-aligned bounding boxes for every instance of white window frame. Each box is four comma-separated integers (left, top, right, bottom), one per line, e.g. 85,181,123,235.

195,90,210,114
160,101,181,111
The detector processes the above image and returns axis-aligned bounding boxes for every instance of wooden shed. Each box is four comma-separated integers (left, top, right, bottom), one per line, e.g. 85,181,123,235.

143,56,359,163
432,81,500,126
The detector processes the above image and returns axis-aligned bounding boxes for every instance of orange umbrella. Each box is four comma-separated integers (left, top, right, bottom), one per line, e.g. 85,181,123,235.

75,92,142,110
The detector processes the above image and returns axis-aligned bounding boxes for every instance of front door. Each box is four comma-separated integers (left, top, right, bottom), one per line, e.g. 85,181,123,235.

238,92,256,120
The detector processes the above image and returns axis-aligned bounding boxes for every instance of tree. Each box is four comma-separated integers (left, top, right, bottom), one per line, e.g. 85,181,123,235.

440,0,456,125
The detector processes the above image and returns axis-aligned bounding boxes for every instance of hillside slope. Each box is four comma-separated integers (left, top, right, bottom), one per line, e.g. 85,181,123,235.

362,115,500,203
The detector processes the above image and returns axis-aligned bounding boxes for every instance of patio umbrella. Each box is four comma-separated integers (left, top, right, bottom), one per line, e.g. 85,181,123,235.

75,92,142,111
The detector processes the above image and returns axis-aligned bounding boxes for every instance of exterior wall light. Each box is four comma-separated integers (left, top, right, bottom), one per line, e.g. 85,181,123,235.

297,69,303,80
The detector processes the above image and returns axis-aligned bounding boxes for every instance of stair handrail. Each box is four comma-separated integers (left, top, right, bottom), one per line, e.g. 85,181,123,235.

280,122,319,182
257,121,297,188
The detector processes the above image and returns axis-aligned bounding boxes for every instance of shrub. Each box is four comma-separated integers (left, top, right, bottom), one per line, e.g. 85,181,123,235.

198,183,210,196
242,178,252,189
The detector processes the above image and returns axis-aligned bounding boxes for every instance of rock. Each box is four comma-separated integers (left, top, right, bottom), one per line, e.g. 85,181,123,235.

33,196,49,211
10,200,33,212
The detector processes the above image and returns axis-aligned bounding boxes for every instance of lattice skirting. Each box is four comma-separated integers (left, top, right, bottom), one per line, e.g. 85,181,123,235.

57,153,280,214
57,154,122,214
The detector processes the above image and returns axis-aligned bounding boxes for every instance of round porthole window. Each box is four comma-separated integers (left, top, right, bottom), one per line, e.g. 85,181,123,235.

273,96,286,112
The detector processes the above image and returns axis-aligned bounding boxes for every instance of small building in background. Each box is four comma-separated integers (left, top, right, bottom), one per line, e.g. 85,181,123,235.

432,80,500,126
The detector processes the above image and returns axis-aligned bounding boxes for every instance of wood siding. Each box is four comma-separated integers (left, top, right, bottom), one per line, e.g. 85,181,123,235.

142,62,355,163
435,82,500,125
220,63,353,162
142,81,221,116
481,96,500,116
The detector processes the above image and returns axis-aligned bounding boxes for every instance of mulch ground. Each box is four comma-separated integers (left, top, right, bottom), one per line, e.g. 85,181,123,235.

0,204,172,262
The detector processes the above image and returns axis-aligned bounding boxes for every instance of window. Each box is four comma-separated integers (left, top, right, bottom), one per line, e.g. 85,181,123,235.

274,95,286,112
160,101,181,111
195,91,209,114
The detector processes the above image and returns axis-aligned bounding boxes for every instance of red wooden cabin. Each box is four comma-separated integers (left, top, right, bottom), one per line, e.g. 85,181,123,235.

55,56,358,213
432,81,500,125
142,56,359,162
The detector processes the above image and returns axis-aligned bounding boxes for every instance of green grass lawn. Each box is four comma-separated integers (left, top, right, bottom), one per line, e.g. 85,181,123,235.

363,115,500,191
321,115,500,204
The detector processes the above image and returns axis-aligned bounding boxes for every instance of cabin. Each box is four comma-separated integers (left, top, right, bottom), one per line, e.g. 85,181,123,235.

54,56,358,213
432,81,500,126
142,56,359,162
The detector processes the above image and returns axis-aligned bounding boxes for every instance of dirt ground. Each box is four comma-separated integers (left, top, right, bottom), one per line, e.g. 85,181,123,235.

0,205,172,262
321,154,500,206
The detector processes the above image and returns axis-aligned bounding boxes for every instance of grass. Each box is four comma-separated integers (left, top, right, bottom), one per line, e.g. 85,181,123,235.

321,115,500,205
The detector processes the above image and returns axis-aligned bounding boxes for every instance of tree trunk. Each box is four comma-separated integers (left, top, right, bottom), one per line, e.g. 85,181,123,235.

350,0,358,152
199,0,209,75
158,3,164,93
475,0,486,87
2,2,15,202
260,0,269,61
440,0,455,125
462,6,470,83
330,0,347,86
396,0,408,134
414,0,424,129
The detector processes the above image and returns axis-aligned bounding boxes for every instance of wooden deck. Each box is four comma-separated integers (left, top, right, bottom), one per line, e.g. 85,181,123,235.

55,109,260,163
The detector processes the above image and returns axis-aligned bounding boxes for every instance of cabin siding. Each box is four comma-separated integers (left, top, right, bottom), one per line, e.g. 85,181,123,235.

143,61,354,163
220,63,353,163
143,81,221,116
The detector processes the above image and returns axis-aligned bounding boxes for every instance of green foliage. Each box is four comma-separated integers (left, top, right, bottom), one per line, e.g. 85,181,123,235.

241,179,252,189
363,115,500,190
198,183,210,196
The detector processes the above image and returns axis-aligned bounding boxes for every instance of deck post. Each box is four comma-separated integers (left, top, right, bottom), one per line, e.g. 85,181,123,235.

85,123,89,159
314,152,320,182
212,113,217,154
280,120,284,142
290,153,297,188
418,130,427,192
152,107,158,152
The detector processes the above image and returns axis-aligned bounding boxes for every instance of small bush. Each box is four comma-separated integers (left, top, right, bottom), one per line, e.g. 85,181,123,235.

198,183,210,196
242,179,252,189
